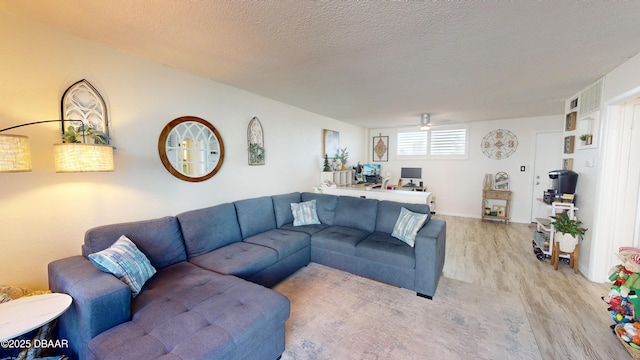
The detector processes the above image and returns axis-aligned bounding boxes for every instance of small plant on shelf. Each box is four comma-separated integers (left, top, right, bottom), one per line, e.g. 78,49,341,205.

337,147,349,170
579,134,593,145
62,125,109,144
322,154,331,172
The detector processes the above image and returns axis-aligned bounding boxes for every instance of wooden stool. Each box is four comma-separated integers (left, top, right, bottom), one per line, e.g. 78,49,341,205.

550,241,579,273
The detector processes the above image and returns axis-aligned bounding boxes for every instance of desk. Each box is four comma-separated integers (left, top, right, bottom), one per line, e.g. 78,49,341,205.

0,293,72,341
321,185,432,205
387,185,428,192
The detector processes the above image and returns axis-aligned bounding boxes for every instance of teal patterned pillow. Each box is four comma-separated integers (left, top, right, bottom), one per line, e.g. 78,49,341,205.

391,207,428,247
88,235,156,297
291,199,321,226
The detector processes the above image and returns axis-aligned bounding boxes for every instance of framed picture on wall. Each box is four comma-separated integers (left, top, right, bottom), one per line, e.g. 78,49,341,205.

563,158,574,171
564,136,575,154
494,172,509,190
323,129,340,159
372,135,388,162
565,112,577,131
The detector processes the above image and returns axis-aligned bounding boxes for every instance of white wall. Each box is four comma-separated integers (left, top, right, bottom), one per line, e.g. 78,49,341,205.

368,115,562,223
0,11,365,289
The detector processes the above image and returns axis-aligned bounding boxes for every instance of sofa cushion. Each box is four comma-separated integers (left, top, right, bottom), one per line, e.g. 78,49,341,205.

243,229,310,261
375,201,431,234
279,223,329,235
88,262,290,360
301,192,338,225
189,242,278,279
272,192,301,227
356,232,416,269
234,196,276,239
391,207,429,247
83,216,187,270
291,200,321,226
311,225,370,255
88,235,156,297
333,196,378,232
177,203,242,258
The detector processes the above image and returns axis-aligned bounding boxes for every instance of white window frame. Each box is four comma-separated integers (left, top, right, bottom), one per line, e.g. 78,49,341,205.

396,124,469,160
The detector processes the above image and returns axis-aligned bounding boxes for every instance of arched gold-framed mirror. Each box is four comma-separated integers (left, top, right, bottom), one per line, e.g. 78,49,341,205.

158,116,224,182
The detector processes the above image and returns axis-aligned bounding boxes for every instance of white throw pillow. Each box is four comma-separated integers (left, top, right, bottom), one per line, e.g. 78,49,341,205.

291,200,321,226
391,207,428,247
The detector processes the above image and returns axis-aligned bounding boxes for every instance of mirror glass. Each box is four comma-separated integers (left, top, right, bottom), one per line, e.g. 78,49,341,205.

158,116,224,182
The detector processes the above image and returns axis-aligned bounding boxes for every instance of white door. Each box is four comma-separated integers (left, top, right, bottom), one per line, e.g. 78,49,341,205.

530,131,563,222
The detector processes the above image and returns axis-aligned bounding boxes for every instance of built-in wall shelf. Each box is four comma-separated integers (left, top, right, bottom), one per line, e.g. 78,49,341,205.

576,110,599,150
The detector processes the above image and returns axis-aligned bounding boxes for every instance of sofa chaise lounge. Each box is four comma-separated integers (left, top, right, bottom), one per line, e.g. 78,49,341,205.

48,191,446,359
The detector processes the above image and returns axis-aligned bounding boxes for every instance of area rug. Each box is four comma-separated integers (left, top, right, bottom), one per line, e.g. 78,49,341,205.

274,263,541,360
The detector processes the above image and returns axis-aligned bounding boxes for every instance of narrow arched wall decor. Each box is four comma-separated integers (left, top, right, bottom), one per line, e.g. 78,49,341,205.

60,79,110,144
247,116,264,165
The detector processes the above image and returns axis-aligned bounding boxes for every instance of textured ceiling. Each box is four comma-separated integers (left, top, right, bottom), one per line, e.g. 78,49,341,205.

2,1,640,128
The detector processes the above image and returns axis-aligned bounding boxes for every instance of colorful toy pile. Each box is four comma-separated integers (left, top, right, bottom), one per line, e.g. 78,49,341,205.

616,323,640,350
605,247,640,353
605,265,639,323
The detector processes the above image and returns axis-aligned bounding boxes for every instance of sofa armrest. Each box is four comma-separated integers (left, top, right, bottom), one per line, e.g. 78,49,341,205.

413,219,446,298
48,255,131,359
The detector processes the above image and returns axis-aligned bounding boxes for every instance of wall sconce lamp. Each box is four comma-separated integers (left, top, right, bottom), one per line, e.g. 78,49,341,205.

0,119,114,173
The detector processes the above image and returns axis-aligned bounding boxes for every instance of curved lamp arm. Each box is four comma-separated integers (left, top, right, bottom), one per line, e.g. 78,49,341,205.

0,119,86,143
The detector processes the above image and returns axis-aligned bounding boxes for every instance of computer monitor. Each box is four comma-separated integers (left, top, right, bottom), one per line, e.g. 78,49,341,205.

362,164,381,176
400,167,422,186
362,164,381,184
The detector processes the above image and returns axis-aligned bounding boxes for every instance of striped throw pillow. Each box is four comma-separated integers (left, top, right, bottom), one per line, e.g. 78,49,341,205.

391,207,428,247
88,235,157,297
291,199,321,226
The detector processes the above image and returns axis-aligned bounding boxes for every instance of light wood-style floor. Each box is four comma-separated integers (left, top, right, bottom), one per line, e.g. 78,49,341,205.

438,214,630,360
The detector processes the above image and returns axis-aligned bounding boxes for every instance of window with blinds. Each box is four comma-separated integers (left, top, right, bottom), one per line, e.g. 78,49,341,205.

397,131,429,156
397,126,468,159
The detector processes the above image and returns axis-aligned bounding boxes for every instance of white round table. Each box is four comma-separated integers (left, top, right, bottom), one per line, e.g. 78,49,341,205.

0,293,72,341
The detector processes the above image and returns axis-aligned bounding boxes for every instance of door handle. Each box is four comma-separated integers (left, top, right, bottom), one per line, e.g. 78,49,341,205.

536,182,540,185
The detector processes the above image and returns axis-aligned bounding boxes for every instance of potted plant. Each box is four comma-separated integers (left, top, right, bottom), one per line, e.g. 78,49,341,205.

338,147,349,170
322,154,331,172
320,154,334,183
579,134,593,145
551,212,587,252
62,125,109,144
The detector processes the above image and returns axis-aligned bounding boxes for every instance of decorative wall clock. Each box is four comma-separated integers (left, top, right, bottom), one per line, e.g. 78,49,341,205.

481,129,518,160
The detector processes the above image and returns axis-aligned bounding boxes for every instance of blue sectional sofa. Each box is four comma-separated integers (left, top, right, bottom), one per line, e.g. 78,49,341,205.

48,191,446,359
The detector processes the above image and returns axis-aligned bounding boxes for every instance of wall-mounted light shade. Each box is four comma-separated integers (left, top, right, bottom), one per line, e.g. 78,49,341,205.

53,143,114,172
0,134,32,172
420,113,431,131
